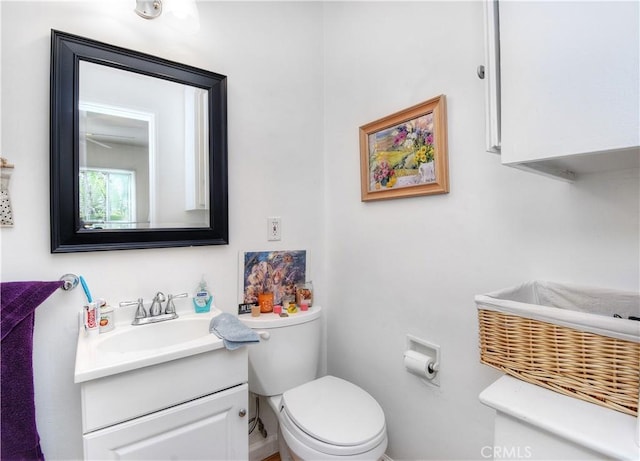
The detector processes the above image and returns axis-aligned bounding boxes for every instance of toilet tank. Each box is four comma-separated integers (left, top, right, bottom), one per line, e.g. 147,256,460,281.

239,306,322,396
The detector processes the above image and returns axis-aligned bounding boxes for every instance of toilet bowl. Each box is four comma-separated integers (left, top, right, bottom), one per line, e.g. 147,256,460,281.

272,376,387,460
240,307,388,461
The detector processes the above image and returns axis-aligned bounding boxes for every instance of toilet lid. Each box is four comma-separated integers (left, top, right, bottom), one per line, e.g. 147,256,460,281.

281,375,386,447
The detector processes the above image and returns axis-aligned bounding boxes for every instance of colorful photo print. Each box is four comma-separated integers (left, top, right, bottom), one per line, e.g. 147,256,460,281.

242,250,307,305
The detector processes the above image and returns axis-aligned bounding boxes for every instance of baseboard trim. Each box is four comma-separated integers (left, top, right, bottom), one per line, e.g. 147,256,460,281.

249,433,278,461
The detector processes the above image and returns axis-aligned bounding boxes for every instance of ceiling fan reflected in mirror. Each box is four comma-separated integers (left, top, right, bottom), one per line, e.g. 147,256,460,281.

83,132,138,149
81,110,150,150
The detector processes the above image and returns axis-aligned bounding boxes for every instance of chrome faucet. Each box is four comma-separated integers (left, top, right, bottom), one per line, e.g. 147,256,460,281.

120,292,185,326
149,292,166,316
119,298,147,321
134,298,147,320
165,293,188,315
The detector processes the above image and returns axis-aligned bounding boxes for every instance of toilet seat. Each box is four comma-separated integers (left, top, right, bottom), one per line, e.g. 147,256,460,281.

280,376,387,456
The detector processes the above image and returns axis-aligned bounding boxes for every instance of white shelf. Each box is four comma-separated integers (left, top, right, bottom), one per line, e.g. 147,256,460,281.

480,376,639,460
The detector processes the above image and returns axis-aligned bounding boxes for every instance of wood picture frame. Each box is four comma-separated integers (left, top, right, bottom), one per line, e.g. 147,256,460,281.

359,95,449,201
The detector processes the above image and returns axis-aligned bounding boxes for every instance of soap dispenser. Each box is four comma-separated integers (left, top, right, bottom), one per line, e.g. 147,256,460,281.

193,276,213,313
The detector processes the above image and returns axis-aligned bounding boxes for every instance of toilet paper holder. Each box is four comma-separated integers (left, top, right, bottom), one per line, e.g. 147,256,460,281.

404,334,441,387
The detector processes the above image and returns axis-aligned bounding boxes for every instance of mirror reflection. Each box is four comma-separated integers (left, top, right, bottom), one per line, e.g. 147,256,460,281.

79,61,209,230
50,29,228,252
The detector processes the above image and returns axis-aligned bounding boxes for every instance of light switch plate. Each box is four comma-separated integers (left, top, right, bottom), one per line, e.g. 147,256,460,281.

267,217,281,241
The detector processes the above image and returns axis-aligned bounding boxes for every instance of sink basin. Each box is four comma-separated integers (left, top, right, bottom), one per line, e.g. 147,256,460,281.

75,310,225,383
96,315,213,353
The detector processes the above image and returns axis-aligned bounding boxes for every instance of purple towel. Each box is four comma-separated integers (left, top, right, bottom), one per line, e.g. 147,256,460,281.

1,281,62,461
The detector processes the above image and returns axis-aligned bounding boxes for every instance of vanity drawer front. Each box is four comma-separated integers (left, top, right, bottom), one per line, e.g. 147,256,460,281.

84,384,248,460
81,347,247,433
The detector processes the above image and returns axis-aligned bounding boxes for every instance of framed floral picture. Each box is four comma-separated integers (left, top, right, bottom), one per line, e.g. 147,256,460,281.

359,95,449,201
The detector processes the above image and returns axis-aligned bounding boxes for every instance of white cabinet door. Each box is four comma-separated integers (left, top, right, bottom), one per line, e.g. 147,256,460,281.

499,1,639,170
84,384,248,460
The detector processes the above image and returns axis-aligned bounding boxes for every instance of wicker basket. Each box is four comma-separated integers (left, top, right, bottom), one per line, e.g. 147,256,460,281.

477,282,640,417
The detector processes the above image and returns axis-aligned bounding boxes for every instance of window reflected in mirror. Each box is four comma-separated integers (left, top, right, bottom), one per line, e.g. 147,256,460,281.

79,167,136,229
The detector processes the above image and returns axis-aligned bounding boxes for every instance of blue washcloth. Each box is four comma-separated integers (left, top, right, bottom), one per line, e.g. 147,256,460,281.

209,313,259,350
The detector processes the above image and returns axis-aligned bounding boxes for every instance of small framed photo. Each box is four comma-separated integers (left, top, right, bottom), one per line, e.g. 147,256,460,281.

359,95,449,201
238,250,307,306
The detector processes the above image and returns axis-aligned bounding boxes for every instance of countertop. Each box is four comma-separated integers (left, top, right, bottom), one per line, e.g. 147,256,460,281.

479,375,639,460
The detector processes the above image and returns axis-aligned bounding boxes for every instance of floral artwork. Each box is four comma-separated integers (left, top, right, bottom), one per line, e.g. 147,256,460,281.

242,250,306,305
359,95,449,201
369,113,436,190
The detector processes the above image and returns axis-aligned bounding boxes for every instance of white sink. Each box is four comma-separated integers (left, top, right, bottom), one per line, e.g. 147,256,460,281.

96,316,213,353
75,310,225,383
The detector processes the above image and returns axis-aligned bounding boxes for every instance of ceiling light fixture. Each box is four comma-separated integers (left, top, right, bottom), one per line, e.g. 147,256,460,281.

135,0,163,20
134,0,201,33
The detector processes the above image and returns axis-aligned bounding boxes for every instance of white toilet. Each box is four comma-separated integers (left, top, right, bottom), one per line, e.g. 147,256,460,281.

240,306,388,461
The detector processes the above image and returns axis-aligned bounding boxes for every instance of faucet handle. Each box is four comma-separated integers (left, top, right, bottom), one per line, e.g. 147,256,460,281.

165,292,188,315
119,300,138,307
120,298,147,319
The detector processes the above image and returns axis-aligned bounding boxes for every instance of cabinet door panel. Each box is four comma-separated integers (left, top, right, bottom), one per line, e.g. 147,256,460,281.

500,1,639,164
84,384,248,460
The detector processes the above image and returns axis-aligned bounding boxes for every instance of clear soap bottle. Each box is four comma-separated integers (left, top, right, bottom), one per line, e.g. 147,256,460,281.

193,276,213,313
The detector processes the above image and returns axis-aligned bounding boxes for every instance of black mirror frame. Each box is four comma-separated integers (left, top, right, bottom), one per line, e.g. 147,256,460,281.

50,30,228,252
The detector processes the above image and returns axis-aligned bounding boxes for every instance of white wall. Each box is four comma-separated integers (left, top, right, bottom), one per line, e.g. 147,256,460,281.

323,2,639,460
2,2,638,461
1,2,324,459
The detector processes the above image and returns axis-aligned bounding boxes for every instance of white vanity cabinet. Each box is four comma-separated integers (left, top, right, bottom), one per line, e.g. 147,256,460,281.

77,341,249,460
84,384,247,460
494,0,639,179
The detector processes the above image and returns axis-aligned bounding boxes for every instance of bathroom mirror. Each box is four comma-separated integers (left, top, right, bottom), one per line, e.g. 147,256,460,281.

50,30,228,252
